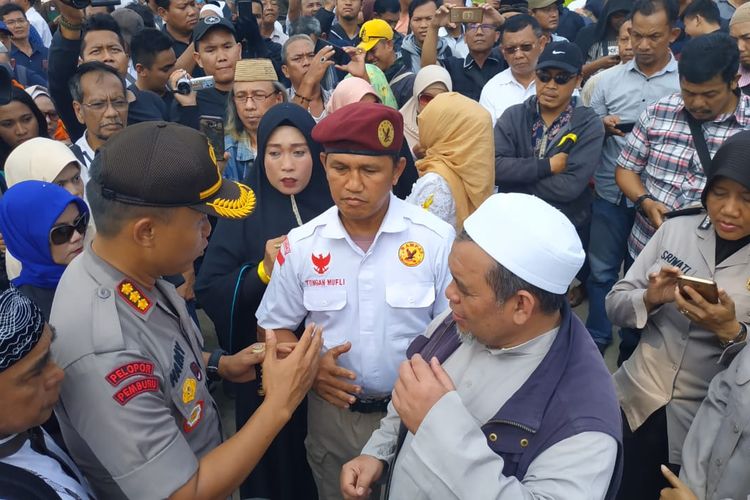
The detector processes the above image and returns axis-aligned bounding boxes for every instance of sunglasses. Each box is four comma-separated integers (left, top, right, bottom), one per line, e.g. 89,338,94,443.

535,70,577,85
502,43,535,55
49,212,89,246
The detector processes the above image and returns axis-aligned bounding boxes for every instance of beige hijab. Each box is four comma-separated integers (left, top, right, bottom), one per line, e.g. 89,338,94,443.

415,92,495,231
399,65,452,157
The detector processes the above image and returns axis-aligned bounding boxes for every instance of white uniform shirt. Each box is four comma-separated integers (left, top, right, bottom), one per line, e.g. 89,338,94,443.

257,195,455,396
361,312,618,499
480,67,536,126
0,428,93,500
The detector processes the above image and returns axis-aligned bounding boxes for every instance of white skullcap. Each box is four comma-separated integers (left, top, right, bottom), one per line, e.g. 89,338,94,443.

463,193,585,294
200,4,224,18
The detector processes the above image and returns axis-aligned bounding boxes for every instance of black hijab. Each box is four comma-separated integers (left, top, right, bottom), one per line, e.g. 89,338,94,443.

701,130,750,264
574,0,632,60
196,103,333,352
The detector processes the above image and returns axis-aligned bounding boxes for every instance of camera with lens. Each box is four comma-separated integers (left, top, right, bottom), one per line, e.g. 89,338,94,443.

174,75,216,95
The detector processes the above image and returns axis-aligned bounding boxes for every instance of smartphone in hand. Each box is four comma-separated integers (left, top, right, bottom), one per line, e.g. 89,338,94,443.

199,115,225,159
677,275,719,304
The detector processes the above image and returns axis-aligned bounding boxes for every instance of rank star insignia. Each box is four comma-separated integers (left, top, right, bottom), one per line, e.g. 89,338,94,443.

117,280,152,313
398,241,425,267
182,378,197,404
377,120,394,148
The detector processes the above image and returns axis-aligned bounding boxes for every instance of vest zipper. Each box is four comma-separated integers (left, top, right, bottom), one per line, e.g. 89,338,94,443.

485,419,537,434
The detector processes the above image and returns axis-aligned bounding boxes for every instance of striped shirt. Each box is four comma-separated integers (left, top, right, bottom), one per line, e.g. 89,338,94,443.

618,92,750,257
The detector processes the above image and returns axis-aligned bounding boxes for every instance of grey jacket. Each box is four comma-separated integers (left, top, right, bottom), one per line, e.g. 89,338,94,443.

494,96,604,228
681,344,750,500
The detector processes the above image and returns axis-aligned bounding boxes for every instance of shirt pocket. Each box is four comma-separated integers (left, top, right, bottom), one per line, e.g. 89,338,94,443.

385,283,436,340
304,287,348,345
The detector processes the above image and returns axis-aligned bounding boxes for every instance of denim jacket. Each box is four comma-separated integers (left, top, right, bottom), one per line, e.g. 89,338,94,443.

224,134,256,183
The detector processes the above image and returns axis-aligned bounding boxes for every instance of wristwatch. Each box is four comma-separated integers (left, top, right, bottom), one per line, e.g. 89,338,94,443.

720,323,748,349
634,193,657,214
206,349,227,382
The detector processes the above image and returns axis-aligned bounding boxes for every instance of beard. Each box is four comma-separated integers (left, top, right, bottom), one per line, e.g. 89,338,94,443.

340,13,357,21
457,326,476,344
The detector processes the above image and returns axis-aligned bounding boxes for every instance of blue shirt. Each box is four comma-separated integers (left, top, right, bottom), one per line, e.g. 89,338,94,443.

589,56,680,204
11,39,48,78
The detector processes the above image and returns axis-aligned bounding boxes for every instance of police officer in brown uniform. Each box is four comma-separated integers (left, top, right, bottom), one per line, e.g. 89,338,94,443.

50,121,323,500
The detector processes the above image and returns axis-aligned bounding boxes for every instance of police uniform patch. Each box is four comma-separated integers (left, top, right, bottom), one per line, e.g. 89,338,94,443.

183,400,204,433
113,376,159,406
398,241,425,267
377,120,394,148
312,252,331,275
117,280,152,313
106,361,155,386
182,378,197,404
169,342,186,387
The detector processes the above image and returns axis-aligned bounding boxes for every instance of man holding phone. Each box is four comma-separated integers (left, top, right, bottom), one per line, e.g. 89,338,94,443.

421,3,507,101
584,0,680,355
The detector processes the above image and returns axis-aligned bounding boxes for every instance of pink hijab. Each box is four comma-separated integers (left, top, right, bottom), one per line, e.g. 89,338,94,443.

326,78,379,113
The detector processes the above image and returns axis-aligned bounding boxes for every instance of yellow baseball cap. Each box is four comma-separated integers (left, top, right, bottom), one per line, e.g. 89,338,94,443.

357,19,394,52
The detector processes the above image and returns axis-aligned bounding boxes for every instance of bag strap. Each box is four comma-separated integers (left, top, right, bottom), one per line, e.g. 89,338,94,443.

684,110,713,175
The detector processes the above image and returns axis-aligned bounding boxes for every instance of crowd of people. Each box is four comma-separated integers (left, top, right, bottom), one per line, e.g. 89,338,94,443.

0,0,750,497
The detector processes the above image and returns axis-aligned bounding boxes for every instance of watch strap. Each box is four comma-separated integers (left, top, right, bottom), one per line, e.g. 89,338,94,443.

207,349,227,381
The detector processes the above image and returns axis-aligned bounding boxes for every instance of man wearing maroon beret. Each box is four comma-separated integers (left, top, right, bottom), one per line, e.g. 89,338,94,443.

256,102,456,500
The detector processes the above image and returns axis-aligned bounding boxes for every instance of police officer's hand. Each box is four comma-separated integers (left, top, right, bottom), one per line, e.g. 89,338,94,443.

392,354,455,434
641,198,670,229
602,115,624,137
263,235,287,277
644,266,681,312
674,285,741,342
262,324,324,416
340,455,384,500
659,465,698,500
313,341,361,409
169,69,197,107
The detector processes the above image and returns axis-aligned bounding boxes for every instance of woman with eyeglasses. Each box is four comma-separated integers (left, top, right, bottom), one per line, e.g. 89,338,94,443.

224,59,287,183
0,180,88,319
0,86,48,171
399,64,452,160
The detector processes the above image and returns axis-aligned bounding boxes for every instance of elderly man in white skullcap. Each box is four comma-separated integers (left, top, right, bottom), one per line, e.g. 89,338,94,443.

0,287,93,498
342,193,623,500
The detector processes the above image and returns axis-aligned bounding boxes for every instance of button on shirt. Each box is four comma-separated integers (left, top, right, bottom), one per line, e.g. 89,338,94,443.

361,311,618,499
618,93,750,258
589,56,680,205
480,67,536,125
50,247,223,499
257,195,455,395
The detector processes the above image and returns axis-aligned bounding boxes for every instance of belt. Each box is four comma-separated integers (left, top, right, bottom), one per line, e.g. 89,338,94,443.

349,396,391,414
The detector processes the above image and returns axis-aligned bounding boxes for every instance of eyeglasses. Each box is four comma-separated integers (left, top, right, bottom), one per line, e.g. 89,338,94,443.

4,18,27,26
501,43,536,55
466,23,496,32
535,70,577,85
42,111,58,121
81,97,128,112
418,92,437,107
234,90,279,103
49,212,89,246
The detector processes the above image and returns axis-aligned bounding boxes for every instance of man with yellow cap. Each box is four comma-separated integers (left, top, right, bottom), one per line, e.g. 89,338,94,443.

343,193,622,500
358,18,416,107
256,102,454,500
49,121,323,500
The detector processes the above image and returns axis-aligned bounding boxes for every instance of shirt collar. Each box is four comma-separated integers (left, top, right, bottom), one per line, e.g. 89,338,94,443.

463,50,502,70
626,53,678,78
320,193,408,240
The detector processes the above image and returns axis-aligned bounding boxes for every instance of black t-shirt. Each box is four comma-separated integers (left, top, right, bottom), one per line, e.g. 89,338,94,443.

127,84,169,124
171,87,229,129
443,49,507,102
